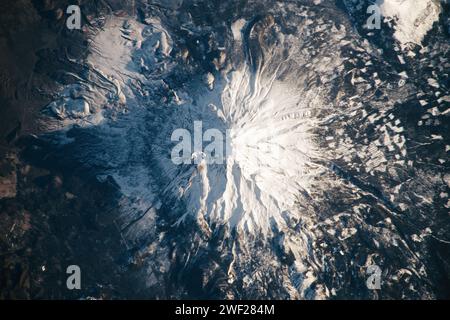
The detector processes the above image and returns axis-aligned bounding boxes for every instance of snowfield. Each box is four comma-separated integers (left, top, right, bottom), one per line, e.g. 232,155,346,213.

378,0,441,47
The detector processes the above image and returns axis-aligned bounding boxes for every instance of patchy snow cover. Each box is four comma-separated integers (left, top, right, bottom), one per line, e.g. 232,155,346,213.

378,0,441,48
37,2,450,299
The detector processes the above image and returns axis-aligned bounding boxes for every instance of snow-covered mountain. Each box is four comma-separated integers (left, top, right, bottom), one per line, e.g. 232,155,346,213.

31,0,449,299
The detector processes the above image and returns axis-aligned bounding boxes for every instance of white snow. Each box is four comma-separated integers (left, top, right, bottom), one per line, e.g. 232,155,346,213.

164,64,325,235
36,2,450,300
231,19,246,41
378,0,441,48
48,98,90,119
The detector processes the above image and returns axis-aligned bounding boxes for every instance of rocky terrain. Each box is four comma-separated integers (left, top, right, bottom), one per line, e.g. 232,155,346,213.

1,0,449,299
